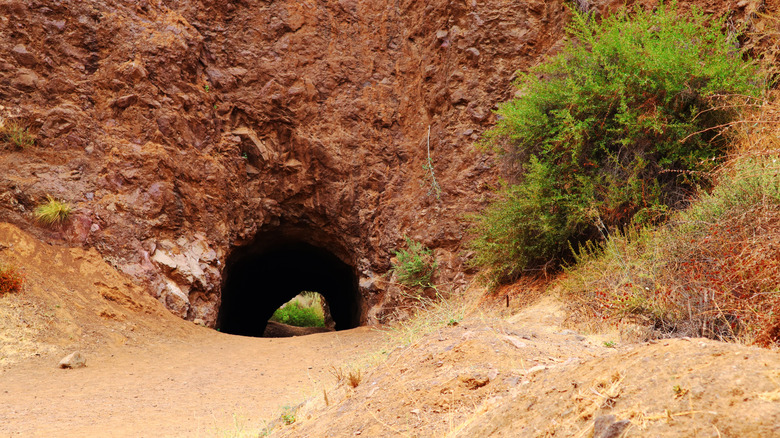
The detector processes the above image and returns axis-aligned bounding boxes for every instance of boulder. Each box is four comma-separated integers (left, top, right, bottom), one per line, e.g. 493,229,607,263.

58,352,86,369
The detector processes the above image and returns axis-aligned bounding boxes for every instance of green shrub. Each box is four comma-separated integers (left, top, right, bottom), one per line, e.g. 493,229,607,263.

270,300,325,328
392,237,437,289
472,3,762,284
34,196,72,226
0,121,35,149
0,265,24,296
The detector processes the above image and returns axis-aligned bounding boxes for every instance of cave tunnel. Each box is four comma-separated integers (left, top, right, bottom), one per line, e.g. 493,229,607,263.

217,233,361,337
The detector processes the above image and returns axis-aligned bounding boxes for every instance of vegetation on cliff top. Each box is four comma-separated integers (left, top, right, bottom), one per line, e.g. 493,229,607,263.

270,292,327,328
470,3,763,285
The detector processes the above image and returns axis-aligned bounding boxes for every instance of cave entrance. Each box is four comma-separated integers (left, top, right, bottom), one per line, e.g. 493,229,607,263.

217,235,361,337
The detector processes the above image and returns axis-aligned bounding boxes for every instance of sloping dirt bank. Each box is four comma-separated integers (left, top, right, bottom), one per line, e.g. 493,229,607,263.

275,297,780,437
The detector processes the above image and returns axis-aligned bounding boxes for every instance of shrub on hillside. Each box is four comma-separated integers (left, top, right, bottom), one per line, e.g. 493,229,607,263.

392,237,437,289
0,265,25,296
471,3,762,284
563,153,780,345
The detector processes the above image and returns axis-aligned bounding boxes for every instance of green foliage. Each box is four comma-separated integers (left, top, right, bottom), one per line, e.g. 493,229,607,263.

0,265,24,296
392,237,437,289
280,406,296,425
472,3,762,283
0,121,35,149
34,196,72,226
270,300,325,328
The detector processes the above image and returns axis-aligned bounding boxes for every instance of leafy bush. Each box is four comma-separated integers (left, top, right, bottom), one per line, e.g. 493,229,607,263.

392,237,437,289
34,196,72,226
562,153,780,345
0,265,25,296
471,3,762,284
0,121,35,149
270,300,325,328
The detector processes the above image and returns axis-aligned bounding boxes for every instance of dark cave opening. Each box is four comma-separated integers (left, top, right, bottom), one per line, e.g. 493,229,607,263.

217,235,361,337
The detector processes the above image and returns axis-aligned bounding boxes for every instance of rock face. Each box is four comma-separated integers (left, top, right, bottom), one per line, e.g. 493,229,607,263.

0,0,593,325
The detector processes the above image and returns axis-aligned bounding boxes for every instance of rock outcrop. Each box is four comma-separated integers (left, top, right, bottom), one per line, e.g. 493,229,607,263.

16,0,758,325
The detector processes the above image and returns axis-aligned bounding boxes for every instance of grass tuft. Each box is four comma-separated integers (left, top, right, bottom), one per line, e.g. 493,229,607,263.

34,196,72,226
0,121,35,149
392,237,437,289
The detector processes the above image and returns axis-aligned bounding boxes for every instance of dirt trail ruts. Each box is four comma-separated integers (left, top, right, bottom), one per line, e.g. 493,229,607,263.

0,327,384,437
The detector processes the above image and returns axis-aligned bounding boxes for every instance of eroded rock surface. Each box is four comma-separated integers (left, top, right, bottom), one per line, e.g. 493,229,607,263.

1,0,567,324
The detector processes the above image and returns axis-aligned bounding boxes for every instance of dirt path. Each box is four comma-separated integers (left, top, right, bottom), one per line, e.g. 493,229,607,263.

0,223,387,437
0,327,384,437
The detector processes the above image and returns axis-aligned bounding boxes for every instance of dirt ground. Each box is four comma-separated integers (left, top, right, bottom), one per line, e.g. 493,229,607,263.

0,223,385,437
276,297,780,438
2,222,780,437
0,327,384,437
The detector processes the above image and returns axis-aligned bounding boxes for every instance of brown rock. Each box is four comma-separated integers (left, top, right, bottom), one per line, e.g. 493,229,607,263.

0,0,574,326
11,69,39,90
450,88,469,105
11,44,36,67
594,415,631,438
113,94,139,109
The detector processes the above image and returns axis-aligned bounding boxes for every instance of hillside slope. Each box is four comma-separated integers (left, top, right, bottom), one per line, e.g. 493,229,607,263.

275,296,780,437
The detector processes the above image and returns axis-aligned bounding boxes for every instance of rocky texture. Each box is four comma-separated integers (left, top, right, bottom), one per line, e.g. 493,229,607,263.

0,0,765,325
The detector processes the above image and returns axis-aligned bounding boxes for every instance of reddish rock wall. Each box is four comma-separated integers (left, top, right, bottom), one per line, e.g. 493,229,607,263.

7,0,754,325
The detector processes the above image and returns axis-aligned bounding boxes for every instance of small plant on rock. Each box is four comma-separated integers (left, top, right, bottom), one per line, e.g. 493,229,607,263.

0,121,35,149
0,265,25,296
392,237,437,289
34,196,72,226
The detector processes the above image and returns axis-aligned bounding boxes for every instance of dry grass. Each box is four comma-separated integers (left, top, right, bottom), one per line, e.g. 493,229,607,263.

0,120,35,149
329,365,364,389
561,97,780,346
347,368,362,388
33,196,72,226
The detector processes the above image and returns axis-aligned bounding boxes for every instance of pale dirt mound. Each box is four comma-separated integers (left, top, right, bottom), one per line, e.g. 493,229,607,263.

263,320,334,338
0,222,191,369
274,296,780,437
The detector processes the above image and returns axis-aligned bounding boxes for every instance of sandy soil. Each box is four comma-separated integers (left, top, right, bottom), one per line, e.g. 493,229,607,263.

0,223,385,437
0,327,383,437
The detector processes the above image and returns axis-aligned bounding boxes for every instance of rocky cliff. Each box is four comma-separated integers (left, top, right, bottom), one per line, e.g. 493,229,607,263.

2,0,760,327
0,0,573,326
